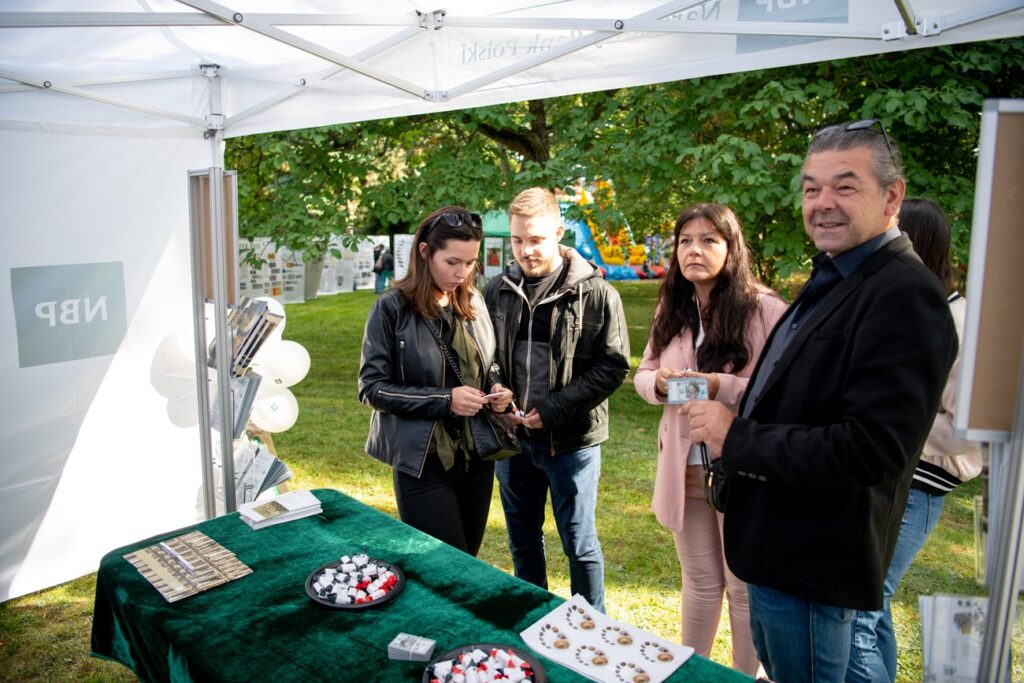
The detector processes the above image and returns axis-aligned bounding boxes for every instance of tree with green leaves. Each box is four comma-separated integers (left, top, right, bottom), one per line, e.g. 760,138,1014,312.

227,38,1023,288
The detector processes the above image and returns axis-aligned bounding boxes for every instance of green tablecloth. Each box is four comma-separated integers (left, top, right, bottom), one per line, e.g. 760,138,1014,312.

92,489,750,682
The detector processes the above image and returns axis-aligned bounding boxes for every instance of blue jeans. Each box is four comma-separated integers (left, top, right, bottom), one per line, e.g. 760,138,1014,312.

495,437,605,612
374,271,391,294
748,583,857,683
846,488,945,683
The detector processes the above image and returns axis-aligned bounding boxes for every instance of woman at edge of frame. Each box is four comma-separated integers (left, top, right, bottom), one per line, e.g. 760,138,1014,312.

633,203,787,675
358,206,512,556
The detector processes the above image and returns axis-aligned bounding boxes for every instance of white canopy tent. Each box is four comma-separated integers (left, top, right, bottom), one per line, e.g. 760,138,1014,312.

3,1,1024,141
2,1,1022,673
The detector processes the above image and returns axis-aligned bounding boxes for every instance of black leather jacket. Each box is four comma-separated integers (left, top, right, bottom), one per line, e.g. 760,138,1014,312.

484,247,630,455
358,289,497,478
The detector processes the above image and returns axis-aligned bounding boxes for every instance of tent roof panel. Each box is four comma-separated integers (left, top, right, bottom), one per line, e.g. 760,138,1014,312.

0,1,1021,138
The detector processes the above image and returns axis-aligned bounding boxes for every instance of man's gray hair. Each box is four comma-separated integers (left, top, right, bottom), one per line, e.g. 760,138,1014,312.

806,121,904,188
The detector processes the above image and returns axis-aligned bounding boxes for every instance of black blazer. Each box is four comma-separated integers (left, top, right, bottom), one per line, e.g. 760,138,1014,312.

721,234,957,611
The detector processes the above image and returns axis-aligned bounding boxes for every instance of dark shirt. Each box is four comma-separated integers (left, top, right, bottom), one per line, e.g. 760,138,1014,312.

743,227,900,417
513,261,568,436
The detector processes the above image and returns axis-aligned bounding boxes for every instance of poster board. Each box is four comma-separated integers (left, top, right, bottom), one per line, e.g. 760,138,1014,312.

484,237,504,280
188,171,238,305
394,234,415,283
238,237,275,298
317,255,338,296
955,100,1024,443
354,241,376,291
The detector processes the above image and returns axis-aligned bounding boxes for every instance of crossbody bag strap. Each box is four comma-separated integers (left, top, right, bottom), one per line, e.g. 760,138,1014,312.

424,319,466,386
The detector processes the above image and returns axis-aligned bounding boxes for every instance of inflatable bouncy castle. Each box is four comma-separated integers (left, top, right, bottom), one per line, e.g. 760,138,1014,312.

561,181,664,281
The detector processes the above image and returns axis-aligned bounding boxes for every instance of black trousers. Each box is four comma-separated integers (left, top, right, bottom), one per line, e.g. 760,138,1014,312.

393,451,495,557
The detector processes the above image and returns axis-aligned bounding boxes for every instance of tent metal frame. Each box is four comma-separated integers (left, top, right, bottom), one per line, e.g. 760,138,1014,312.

3,1,1022,132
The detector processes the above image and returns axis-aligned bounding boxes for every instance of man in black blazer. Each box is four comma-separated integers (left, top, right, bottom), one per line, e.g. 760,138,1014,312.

682,121,957,682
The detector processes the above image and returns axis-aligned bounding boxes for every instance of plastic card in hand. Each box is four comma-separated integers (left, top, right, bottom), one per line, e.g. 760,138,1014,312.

666,376,708,405
423,643,545,683
305,553,404,609
482,390,512,400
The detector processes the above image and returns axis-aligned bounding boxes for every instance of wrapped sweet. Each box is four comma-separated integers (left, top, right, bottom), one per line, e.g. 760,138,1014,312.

307,555,403,608
427,647,536,683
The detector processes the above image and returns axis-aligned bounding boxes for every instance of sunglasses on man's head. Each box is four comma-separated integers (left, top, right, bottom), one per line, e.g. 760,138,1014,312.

426,211,482,234
816,118,897,167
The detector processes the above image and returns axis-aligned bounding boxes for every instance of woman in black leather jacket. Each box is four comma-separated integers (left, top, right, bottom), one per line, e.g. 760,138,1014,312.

358,206,513,556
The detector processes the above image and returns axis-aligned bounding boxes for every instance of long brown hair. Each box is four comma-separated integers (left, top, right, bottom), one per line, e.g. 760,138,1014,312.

649,203,763,373
395,206,483,320
900,198,955,294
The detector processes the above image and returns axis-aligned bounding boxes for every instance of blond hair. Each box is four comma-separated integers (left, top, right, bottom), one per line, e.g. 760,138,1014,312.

508,187,560,220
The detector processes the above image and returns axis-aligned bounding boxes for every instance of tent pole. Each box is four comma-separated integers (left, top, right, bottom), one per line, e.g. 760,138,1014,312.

892,0,920,34
978,349,1024,682
188,172,216,520
178,0,427,99
203,64,238,514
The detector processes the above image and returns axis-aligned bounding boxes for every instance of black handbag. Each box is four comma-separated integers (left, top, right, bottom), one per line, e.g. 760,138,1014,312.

426,320,520,461
700,443,730,513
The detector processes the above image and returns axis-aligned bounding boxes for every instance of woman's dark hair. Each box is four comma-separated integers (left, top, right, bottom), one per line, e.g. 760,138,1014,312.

395,205,483,320
900,198,955,294
649,203,762,373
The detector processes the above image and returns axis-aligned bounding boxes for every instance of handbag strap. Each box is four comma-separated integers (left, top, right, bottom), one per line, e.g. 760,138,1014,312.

424,318,467,387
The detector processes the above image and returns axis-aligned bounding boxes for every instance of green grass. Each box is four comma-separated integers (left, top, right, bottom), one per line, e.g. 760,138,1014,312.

1,280,1019,681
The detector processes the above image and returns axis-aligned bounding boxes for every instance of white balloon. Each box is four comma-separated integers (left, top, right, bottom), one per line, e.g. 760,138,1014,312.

253,296,286,333
258,340,311,388
251,327,283,365
249,297,286,366
249,385,299,433
174,304,217,361
166,392,199,429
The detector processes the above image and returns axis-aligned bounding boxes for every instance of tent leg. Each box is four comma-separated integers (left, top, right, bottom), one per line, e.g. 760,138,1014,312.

978,350,1024,682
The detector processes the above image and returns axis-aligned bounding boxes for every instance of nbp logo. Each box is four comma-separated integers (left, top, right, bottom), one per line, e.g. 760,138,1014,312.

10,262,128,368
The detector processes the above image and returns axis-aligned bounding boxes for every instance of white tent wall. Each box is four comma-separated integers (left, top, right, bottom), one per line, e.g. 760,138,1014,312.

0,130,212,600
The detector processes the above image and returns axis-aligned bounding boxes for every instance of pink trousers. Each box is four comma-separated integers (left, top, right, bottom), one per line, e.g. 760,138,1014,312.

671,465,759,675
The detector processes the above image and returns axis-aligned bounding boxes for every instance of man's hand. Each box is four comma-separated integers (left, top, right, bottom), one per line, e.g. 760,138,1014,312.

510,407,544,430
450,386,487,417
679,400,736,455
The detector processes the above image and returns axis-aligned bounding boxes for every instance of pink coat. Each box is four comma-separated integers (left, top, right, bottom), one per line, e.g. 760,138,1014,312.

634,291,787,532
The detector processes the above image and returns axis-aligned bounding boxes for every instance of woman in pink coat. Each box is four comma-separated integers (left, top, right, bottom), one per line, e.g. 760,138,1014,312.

634,203,786,674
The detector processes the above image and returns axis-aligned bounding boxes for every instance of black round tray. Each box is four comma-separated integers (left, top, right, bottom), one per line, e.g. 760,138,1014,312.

304,557,404,609
422,643,546,683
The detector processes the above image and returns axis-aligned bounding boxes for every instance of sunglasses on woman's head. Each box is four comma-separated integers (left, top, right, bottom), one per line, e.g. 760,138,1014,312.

426,211,483,234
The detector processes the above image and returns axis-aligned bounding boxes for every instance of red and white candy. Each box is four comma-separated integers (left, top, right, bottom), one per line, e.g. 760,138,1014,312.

312,554,398,606
429,647,535,683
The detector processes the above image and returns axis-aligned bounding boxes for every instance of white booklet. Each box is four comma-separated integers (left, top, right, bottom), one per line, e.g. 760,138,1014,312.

237,489,321,530
920,593,986,683
232,439,292,504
